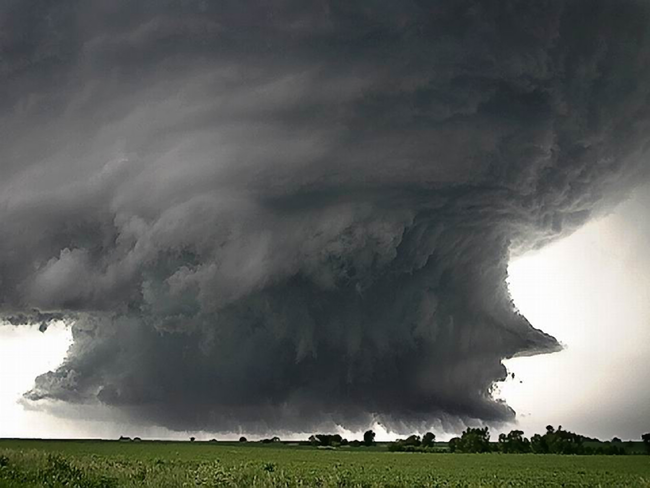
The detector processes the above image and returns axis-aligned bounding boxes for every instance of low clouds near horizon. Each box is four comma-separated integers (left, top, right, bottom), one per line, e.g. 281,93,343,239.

1,0,650,434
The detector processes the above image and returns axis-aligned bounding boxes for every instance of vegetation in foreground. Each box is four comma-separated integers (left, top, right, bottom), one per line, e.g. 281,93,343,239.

2,439,650,487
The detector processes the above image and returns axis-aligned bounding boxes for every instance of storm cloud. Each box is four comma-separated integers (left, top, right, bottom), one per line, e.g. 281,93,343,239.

2,0,650,433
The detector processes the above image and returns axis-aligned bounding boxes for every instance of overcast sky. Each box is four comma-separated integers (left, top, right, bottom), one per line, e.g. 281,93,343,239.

1,1,650,439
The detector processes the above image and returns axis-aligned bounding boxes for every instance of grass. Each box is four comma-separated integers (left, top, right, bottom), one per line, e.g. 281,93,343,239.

0,439,649,487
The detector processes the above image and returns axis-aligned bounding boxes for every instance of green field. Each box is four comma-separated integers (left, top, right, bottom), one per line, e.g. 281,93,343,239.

1,439,649,487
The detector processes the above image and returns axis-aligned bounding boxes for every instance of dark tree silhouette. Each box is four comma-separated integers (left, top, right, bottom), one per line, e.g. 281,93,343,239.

403,435,421,447
455,427,491,453
448,437,460,453
310,434,343,446
190,437,195,442
531,426,585,454
642,433,650,453
363,430,376,446
498,430,531,453
422,432,436,448
389,433,432,451
239,436,247,442
530,433,548,454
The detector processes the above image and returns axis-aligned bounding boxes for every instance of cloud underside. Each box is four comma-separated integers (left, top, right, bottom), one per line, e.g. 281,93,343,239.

1,0,649,433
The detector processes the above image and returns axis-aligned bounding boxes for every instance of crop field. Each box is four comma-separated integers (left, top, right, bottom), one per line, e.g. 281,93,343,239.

0,439,649,487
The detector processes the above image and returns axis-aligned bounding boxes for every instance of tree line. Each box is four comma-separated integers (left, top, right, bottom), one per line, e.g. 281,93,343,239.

297,426,648,455
288,426,650,455
307,430,377,448
389,426,650,455
145,427,650,455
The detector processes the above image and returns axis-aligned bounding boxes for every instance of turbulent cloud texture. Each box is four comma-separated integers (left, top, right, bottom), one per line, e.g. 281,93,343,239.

2,0,650,433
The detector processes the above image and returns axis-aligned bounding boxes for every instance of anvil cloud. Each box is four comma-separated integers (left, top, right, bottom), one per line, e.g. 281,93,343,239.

1,0,650,433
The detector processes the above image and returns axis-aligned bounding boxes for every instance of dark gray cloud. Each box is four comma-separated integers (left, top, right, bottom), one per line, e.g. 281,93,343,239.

2,0,650,433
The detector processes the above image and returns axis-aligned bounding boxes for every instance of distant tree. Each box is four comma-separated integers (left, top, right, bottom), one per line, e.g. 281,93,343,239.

403,435,421,447
341,438,349,446
552,426,585,454
389,433,433,452
422,432,436,448
133,437,141,443
530,434,547,453
530,426,585,454
271,436,281,443
190,437,196,442
642,433,650,454
387,442,403,452
498,430,531,453
118,436,131,442
581,435,601,443
592,443,626,455
612,437,622,443
456,427,491,453
363,430,376,446
448,437,460,453
313,434,343,447
239,436,247,443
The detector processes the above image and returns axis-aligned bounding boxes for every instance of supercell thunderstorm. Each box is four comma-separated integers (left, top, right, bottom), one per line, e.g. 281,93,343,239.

1,0,650,433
